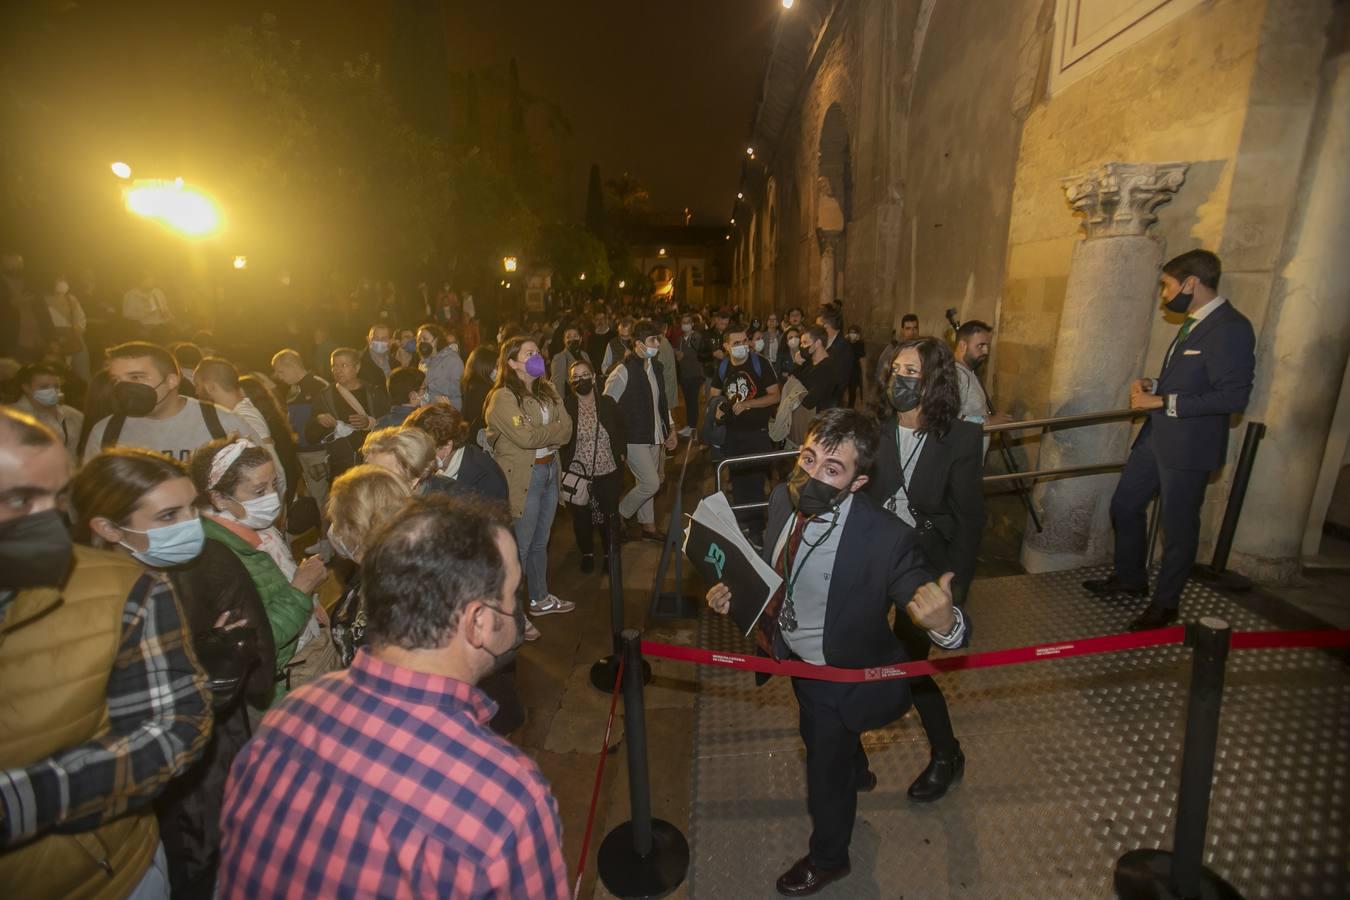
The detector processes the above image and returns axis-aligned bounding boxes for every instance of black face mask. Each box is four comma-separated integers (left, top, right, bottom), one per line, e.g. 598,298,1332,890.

787,464,849,518
481,602,526,674
566,339,581,355
888,374,922,412
1165,281,1193,314
417,341,436,359
0,508,74,590
571,378,594,396
112,380,161,417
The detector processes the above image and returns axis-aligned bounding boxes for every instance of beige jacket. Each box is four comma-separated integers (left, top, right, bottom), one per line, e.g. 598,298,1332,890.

484,387,573,518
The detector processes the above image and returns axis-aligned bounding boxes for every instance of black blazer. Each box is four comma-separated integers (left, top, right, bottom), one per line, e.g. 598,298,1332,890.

866,418,985,601
561,392,627,471
760,486,958,732
1142,300,1256,471
453,443,509,501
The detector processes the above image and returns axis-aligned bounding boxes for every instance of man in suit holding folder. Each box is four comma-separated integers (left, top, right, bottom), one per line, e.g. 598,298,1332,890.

705,408,965,896
1085,249,1256,631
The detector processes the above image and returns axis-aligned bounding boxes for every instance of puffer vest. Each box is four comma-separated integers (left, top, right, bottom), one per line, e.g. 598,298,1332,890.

0,546,160,898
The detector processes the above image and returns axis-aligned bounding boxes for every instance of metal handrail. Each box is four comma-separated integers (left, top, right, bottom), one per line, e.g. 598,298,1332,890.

711,406,1145,513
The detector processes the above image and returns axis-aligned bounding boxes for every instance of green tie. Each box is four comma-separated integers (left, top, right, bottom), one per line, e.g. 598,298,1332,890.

1176,316,1196,344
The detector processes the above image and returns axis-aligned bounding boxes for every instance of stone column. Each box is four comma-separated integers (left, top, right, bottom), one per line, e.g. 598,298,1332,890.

817,228,842,306
1021,161,1188,573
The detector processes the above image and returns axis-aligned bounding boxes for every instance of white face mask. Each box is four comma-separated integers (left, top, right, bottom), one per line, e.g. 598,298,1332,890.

119,516,205,567
54,281,69,295
681,323,693,333
231,491,281,530
753,338,765,352
33,387,61,407
490,368,500,382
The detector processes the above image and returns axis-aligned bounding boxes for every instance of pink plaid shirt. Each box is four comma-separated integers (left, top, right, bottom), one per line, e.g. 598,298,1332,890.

218,649,567,898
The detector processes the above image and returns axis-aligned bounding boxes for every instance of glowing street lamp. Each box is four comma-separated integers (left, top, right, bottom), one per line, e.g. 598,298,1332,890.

579,272,586,281
737,191,744,200
746,146,755,158
503,256,518,273
658,247,667,257
618,280,626,289
232,255,248,270
111,161,132,179
782,0,795,9
124,179,221,238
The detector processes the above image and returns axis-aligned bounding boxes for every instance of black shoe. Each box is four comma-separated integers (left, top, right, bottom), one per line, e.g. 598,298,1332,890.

855,770,877,793
1128,605,1179,632
907,746,965,803
775,856,851,897
1083,577,1149,598
579,553,595,574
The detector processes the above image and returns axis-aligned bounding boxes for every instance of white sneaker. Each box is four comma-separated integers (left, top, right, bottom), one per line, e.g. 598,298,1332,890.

524,617,541,641
678,426,693,438
529,594,576,616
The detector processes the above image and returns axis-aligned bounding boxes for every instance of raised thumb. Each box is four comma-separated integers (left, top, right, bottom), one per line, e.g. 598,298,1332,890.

938,572,955,594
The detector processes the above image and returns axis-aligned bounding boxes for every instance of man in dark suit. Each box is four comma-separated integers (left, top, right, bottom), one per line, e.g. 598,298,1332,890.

706,409,965,896
1085,249,1256,630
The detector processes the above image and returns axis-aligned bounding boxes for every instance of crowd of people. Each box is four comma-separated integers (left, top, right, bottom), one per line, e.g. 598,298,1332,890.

14,235,1201,899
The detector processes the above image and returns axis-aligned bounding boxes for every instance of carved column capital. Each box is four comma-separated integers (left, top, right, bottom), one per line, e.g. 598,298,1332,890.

1062,162,1189,239
816,227,843,255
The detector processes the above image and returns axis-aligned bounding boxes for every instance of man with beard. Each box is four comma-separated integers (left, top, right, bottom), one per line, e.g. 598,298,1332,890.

953,320,1012,454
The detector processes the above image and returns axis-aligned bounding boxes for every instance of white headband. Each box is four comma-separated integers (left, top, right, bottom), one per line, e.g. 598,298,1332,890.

207,438,258,490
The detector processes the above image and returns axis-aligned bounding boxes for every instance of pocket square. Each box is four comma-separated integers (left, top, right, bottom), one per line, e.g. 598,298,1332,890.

1183,349,1202,356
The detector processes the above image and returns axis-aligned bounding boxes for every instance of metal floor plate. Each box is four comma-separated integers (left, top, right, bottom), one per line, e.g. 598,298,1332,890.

686,567,1350,899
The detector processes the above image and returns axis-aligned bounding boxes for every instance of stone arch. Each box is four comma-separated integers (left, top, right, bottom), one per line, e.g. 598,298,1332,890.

817,102,852,305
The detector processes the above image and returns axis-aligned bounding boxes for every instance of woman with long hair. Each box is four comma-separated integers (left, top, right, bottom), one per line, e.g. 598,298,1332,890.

460,344,498,439
189,436,337,703
72,449,271,897
866,336,984,803
239,373,302,506
560,358,625,573
485,334,574,629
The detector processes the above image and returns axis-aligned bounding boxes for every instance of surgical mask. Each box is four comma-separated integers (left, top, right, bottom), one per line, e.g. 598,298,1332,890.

730,345,750,363
753,338,765,353
418,389,432,406
370,340,389,354
524,354,547,378
402,339,417,355
787,465,849,518
1165,281,1193,314
33,387,61,407
449,342,460,354
329,529,356,560
480,601,526,674
788,337,800,349
644,345,659,359
119,516,205,567
0,508,74,589
848,332,860,342
889,374,922,412
232,491,281,530
681,323,693,333
572,378,594,396
54,280,69,295
112,380,163,417
418,341,436,359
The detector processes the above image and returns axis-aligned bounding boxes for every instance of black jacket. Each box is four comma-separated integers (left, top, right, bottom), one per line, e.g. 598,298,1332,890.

866,417,985,602
561,392,627,472
760,487,955,732
1141,300,1256,471
449,444,509,501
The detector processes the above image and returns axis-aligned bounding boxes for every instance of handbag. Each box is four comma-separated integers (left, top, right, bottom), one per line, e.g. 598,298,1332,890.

560,412,601,506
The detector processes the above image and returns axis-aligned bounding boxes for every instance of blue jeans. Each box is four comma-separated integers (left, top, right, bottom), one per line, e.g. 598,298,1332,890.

514,460,558,605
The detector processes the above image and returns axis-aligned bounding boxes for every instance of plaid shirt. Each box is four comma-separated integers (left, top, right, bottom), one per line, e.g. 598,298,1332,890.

219,649,568,899
0,574,211,844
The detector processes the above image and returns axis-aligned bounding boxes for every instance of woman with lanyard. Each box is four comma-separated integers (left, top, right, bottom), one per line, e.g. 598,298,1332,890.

866,336,985,803
560,358,626,574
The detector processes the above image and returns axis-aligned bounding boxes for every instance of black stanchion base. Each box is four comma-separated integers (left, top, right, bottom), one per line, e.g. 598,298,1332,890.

650,592,701,621
597,819,689,899
1114,850,1244,900
590,654,652,692
1191,564,1254,593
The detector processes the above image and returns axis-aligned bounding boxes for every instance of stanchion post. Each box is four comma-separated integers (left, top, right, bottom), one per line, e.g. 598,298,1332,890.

1193,422,1264,591
596,631,689,898
1114,617,1242,900
591,519,651,692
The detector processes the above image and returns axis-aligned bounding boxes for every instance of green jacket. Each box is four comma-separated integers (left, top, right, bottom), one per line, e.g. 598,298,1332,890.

202,518,313,705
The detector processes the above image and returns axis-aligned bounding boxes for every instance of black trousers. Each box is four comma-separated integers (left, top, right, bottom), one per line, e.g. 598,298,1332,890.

893,615,960,756
1109,433,1209,610
680,377,703,430
567,469,621,557
792,677,895,869
724,427,775,543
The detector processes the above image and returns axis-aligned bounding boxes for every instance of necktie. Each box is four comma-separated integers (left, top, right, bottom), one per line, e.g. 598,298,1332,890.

755,513,808,656
1164,317,1197,369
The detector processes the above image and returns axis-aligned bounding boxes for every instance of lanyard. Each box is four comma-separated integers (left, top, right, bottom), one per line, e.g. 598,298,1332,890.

892,422,927,501
782,512,839,603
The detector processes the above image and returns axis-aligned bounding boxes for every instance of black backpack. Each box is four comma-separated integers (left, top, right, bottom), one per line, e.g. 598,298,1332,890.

101,401,227,449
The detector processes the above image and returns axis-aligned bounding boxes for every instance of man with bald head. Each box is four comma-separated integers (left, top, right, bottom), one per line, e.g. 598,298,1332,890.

0,408,211,898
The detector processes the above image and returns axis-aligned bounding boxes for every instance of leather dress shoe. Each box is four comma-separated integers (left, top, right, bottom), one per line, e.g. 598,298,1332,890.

1083,577,1149,598
907,746,965,803
855,770,877,793
1128,605,1179,632
776,856,851,896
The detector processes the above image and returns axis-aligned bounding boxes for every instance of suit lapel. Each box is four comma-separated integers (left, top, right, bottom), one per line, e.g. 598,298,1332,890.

1160,302,1229,379
822,496,870,640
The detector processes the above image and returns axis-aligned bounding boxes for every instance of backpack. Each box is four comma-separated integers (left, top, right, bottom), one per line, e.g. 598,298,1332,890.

716,352,763,383
101,401,226,450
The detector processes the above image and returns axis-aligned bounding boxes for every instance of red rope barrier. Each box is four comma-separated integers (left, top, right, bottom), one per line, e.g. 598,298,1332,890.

640,625,1348,683
572,657,625,900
